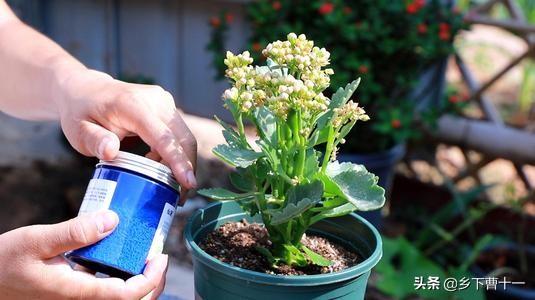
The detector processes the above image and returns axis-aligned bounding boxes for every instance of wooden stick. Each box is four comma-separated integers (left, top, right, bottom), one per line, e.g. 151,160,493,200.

436,115,535,165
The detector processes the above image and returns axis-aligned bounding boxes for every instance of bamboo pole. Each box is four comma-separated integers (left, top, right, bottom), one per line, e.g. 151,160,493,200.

436,115,535,165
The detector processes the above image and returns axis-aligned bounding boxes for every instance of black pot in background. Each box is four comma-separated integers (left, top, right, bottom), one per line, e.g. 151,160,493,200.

338,143,406,229
471,244,535,300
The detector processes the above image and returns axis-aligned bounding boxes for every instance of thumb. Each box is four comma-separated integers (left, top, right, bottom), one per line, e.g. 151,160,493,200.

72,121,121,160
28,210,119,258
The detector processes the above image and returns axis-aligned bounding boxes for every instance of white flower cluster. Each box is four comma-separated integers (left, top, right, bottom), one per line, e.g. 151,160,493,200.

221,33,366,127
332,101,370,128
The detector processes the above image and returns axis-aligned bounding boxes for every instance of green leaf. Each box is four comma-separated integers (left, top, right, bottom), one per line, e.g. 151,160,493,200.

267,180,324,225
268,198,314,225
255,246,276,264
302,246,332,266
376,237,449,299
253,107,277,146
281,244,307,267
322,161,385,211
286,180,323,205
229,169,255,192
310,203,357,224
303,149,320,178
213,144,263,168
197,188,253,200
215,116,243,147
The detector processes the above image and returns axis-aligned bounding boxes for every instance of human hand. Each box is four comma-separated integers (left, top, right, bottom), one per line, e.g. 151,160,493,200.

0,210,168,300
54,69,197,196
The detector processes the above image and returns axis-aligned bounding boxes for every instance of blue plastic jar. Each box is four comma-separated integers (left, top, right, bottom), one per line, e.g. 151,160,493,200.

66,151,180,279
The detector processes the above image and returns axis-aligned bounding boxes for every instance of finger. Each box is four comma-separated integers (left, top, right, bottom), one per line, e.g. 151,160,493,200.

142,254,169,300
27,210,118,258
168,110,197,170
123,107,197,190
75,120,121,160
121,253,167,299
145,149,161,161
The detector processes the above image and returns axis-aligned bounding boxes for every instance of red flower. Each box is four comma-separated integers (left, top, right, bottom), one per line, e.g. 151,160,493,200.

448,95,459,103
319,2,335,15
417,23,428,34
252,42,262,52
358,65,368,74
406,3,418,14
439,31,450,40
391,119,402,129
210,17,221,28
439,23,450,31
414,0,425,9
438,22,451,41
225,13,234,24
343,6,352,15
272,1,281,11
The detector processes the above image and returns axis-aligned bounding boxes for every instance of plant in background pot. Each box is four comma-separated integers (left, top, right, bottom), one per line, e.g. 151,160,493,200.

207,0,466,226
187,33,385,299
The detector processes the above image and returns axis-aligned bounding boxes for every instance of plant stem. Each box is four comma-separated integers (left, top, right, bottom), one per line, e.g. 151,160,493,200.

321,126,335,173
294,110,306,178
236,113,246,137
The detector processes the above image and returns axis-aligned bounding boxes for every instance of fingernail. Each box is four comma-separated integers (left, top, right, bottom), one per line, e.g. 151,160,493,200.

186,170,197,189
95,210,119,234
97,136,112,159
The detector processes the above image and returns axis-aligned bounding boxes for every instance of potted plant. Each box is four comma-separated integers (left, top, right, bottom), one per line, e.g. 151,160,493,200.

187,33,385,299
207,0,466,226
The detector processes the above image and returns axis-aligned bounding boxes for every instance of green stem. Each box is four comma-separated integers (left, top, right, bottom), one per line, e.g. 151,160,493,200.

321,126,335,173
236,113,246,141
294,111,306,179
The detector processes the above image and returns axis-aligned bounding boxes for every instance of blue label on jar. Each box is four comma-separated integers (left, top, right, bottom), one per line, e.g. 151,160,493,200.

67,164,179,278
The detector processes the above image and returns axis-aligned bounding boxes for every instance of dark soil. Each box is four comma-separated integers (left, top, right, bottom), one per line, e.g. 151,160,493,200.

199,219,360,275
476,247,535,289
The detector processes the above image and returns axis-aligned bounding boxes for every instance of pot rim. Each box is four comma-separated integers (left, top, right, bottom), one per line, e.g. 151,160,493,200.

184,201,383,286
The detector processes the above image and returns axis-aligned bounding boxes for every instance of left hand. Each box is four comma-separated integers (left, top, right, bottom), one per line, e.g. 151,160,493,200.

53,69,198,195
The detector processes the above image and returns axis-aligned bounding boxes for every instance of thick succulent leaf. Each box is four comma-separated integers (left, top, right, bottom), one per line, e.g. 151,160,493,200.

286,180,323,205
303,149,320,178
268,198,315,225
213,144,263,168
281,244,307,267
197,188,253,201
254,107,277,146
308,125,331,147
255,65,270,75
229,169,255,192
255,246,276,264
215,116,243,147
322,161,385,211
316,79,361,129
268,181,323,225
302,246,331,266
310,203,357,224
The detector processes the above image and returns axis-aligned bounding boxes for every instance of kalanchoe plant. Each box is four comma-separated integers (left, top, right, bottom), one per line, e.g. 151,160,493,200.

207,0,467,152
199,33,385,267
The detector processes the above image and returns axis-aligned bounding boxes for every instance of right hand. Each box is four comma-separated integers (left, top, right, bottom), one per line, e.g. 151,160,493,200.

0,210,168,300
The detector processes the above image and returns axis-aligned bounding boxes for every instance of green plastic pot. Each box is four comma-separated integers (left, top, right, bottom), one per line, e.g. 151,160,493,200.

184,201,382,300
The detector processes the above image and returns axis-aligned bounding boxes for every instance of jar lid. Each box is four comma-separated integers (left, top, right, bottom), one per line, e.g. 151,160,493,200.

97,151,180,192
